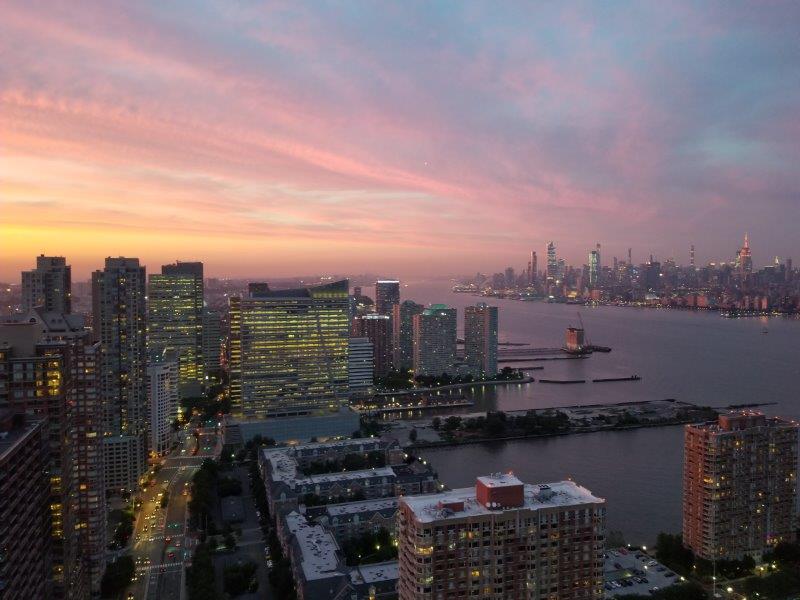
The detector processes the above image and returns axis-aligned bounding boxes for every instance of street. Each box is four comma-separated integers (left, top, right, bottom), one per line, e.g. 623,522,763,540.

127,424,221,600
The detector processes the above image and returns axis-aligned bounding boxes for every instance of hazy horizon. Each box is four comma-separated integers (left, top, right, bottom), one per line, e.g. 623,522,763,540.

3,2,799,280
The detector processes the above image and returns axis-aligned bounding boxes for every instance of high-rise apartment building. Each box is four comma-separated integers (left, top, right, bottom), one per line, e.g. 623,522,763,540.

464,303,498,377
147,261,204,397
348,337,374,398
0,411,50,599
412,304,457,377
352,314,393,377
392,300,423,371
683,412,799,561
397,474,606,600
92,257,148,492
16,308,108,596
147,348,179,456
21,255,72,313
375,279,400,316
0,317,107,598
228,280,349,418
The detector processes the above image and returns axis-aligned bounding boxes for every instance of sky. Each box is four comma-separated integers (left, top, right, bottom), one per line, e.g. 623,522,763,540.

2,1,799,280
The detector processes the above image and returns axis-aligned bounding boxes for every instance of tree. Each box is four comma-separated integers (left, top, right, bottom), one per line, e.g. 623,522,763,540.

224,531,237,550
408,428,418,442
431,417,441,430
186,542,217,600
100,556,135,598
224,561,258,596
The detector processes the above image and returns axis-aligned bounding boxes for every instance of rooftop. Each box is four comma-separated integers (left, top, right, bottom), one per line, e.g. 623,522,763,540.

401,480,604,523
285,511,342,581
262,446,395,487
323,497,399,517
348,561,399,585
476,473,523,488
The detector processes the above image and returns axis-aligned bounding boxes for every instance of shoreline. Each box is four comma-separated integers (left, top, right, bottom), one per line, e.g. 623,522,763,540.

374,376,533,397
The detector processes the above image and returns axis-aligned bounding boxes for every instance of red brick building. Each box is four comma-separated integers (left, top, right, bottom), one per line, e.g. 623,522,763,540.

398,474,606,600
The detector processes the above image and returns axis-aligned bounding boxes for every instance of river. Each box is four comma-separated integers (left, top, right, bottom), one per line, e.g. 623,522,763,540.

368,279,800,544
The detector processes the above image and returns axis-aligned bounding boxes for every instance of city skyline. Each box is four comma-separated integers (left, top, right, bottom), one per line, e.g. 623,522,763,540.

3,2,800,280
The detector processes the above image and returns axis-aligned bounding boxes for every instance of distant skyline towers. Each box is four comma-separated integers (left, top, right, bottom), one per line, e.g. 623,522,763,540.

527,250,537,285
228,280,350,418
392,300,424,371
147,261,205,397
546,241,557,284
736,233,753,276
375,279,400,316
21,254,72,313
92,257,148,492
412,304,457,377
588,248,600,286
464,303,498,377
690,244,696,269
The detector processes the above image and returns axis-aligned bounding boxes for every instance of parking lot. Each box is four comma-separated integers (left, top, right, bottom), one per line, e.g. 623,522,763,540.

604,547,681,597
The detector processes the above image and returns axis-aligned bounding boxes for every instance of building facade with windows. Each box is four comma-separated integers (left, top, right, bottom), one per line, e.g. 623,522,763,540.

397,475,606,600
683,412,799,560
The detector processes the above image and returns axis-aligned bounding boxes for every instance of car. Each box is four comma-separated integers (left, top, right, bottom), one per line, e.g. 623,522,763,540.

266,559,273,568
168,551,175,559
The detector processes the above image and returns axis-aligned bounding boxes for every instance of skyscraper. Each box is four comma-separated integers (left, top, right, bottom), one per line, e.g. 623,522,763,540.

546,241,557,284
690,244,696,269
683,412,798,561
352,313,393,377
147,348,179,456
412,304,457,377
736,233,753,276
397,474,606,600
375,279,400,316
0,411,49,599
21,254,72,313
147,261,204,397
528,250,537,285
92,257,148,492
392,300,424,371
588,249,600,287
464,303,498,377
228,280,349,418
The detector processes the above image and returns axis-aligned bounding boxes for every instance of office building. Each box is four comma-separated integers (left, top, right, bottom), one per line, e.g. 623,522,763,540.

397,474,606,600
92,257,148,492
348,337,374,398
0,411,49,599
352,313,393,377
147,349,179,456
228,280,349,418
464,303,498,377
375,279,400,316
147,261,204,397
683,412,799,561
412,304,457,377
392,300,423,371
21,254,72,313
